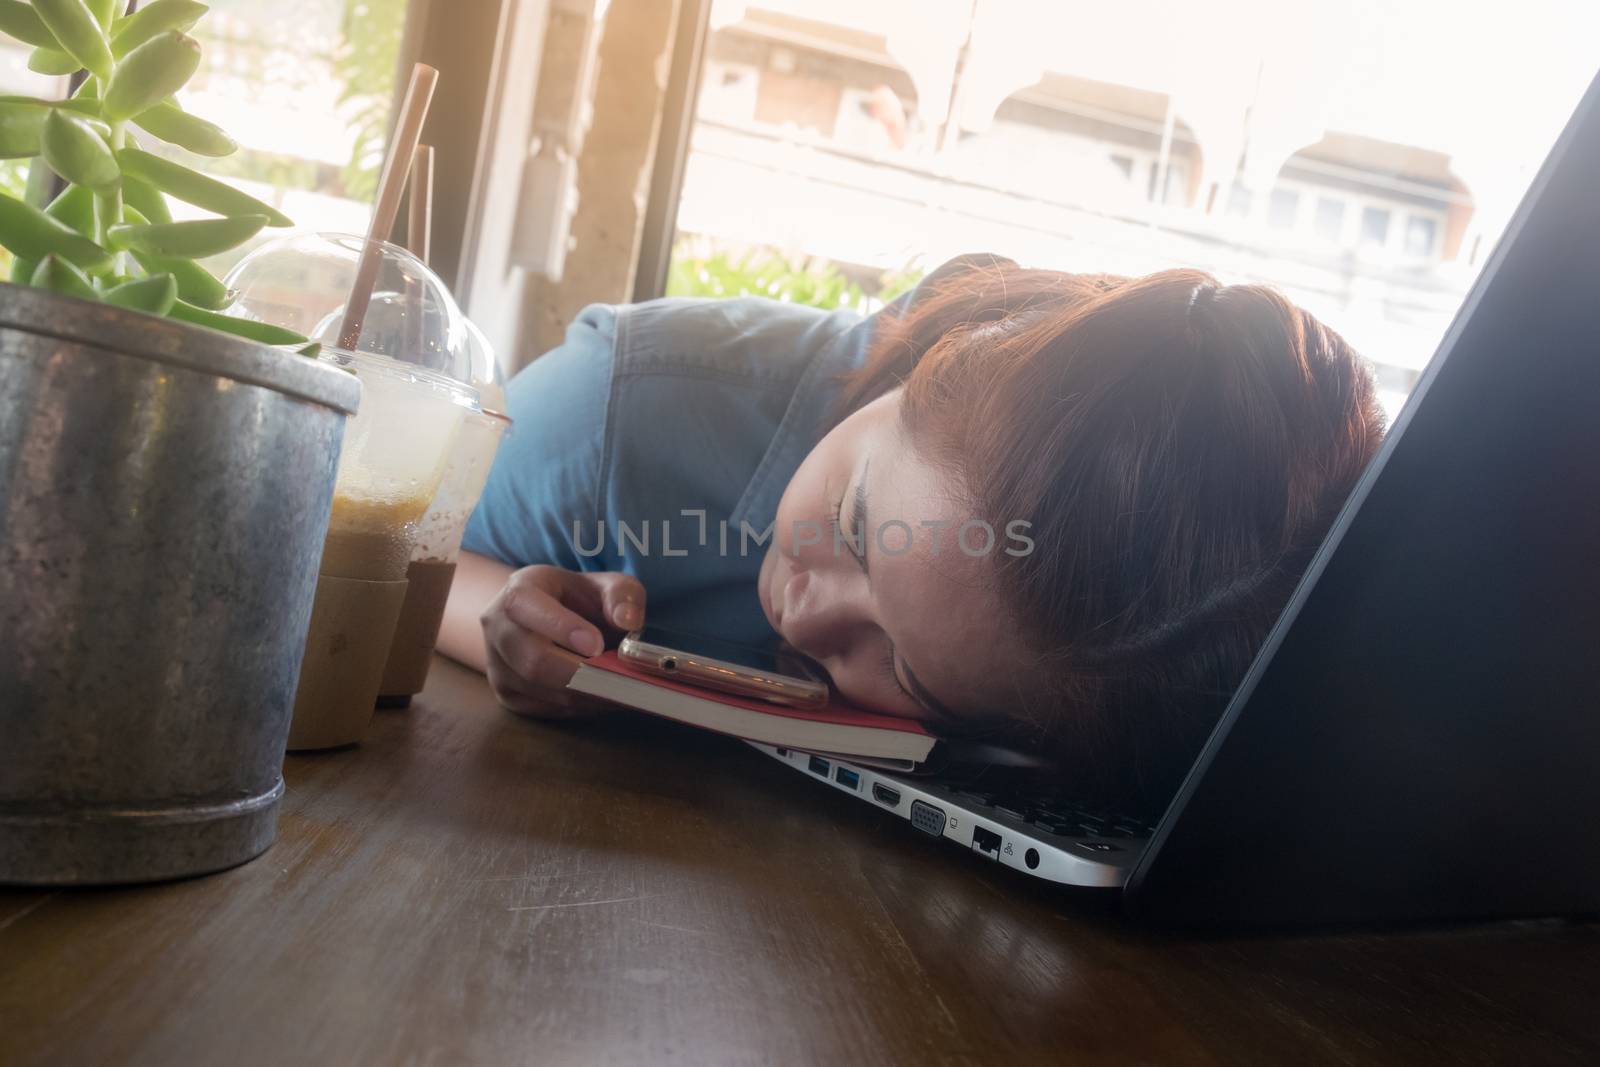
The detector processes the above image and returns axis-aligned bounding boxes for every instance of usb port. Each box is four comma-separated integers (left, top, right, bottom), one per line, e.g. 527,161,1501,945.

807,755,830,777
834,767,860,790
871,783,901,807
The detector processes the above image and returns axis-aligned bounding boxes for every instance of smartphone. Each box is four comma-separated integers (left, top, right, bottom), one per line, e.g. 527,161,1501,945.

616,626,829,708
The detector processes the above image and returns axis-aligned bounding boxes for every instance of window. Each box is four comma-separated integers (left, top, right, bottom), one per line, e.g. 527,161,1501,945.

700,61,760,124
660,0,1600,424
835,86,908,152
182,0,407,259
1225,185,1254,219
0,1,409,277
1155,160,1189,205
1405,215,1439,257
1360,206,1392,249
1314,196,1347,244
1268,188,1300,230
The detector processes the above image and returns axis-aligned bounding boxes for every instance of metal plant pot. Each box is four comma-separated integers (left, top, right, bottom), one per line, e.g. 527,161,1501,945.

0,284,360,885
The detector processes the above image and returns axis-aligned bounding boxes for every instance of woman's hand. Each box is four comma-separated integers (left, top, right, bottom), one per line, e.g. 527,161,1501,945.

479,565,646,717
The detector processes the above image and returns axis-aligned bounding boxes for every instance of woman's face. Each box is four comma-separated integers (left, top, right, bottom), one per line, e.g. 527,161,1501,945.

759,389,1026,727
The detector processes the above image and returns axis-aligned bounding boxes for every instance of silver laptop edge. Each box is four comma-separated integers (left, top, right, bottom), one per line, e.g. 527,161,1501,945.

748,742,1138,888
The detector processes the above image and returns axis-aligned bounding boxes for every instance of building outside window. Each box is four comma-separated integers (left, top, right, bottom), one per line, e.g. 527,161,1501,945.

1314,195,1347,244
662,0,1595,423
1405,214,1440,258
1268,187,1300,230
1359,205,1393,249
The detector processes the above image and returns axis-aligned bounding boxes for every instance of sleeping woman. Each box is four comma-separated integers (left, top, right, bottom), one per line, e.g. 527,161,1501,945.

437,255,1385,806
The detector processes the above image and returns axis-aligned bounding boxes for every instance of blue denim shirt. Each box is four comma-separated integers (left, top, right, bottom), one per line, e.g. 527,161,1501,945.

461,297,877,646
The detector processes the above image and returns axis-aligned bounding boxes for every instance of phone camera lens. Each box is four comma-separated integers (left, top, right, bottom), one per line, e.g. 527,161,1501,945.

660,656,678,671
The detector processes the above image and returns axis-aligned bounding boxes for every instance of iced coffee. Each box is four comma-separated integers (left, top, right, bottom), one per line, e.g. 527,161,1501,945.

379,409,509,701
285,349,469,750
223,233,489,748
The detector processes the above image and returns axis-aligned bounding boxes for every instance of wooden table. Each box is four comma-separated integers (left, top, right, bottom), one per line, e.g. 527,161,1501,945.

3,657,1598,1066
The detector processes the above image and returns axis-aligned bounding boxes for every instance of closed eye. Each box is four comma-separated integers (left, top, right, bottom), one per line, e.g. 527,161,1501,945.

850,478,869,574
882,645,916,705
832,491,864,571
834,465,869,573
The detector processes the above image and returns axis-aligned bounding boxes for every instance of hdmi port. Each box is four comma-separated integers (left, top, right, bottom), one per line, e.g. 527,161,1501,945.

871,783,901,807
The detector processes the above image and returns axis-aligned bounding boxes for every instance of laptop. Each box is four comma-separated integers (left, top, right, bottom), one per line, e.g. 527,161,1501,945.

754,67,1600,928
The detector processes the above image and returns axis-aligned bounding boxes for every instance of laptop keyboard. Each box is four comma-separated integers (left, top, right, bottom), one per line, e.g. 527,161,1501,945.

941,785,1159,841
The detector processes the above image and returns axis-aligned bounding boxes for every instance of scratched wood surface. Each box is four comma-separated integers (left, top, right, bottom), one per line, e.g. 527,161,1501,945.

3,656,1599,1066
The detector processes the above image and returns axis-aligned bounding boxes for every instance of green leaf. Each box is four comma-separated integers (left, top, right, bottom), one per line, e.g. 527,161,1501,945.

0,1,62,49
32,0,113,81
0,93,98,119
32,252,99,300
168,299,309,346
120,173,173,224
27,46,82,75
0,190,111,268
111,0,207,58
104,272,179,315
129,249,230,308
43,182,97,236
108,214,269,258
0,100,47,159
41,98,99,123
41,107,119,190
102,30,202,120
116,148,292,227
23,157,54,208
131,100,237,157
87,0,116,29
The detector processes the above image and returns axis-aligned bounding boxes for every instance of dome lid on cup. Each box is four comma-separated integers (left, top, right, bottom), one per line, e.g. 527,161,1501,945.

224,231,474,384
459,315,509,414
460,315,502,390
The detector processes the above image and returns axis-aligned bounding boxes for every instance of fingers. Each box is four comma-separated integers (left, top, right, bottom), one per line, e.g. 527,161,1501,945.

498,565,606,657
486,612,584,688
484,643,598,719
589,571,647,631
479,565,649,718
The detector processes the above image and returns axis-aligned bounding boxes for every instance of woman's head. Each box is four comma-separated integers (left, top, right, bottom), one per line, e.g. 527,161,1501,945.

759,259,1386,806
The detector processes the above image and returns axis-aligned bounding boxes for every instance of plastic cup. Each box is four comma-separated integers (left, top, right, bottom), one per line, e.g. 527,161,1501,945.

225,233,490,747
286,349,473,750
378,408,510,702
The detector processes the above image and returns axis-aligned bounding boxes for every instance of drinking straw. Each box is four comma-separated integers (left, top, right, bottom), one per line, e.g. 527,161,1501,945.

407,144,434,266
401,144,434,362
338,63,440,350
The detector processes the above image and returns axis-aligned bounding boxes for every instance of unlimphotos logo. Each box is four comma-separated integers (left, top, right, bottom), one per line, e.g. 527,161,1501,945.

570,509,1034,559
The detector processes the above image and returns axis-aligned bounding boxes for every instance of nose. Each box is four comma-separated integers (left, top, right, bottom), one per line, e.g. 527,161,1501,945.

778,562,871,664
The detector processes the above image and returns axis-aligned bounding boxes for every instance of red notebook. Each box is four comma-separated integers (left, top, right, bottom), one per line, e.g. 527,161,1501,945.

566,651,936,765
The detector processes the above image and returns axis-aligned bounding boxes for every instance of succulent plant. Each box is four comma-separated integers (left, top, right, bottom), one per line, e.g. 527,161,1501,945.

0,0,309,346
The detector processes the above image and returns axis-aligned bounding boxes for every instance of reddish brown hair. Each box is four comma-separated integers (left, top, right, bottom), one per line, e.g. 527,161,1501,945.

843,257,1386,808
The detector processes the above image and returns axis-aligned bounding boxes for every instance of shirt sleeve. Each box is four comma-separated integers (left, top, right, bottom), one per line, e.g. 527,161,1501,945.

459,304,616,570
